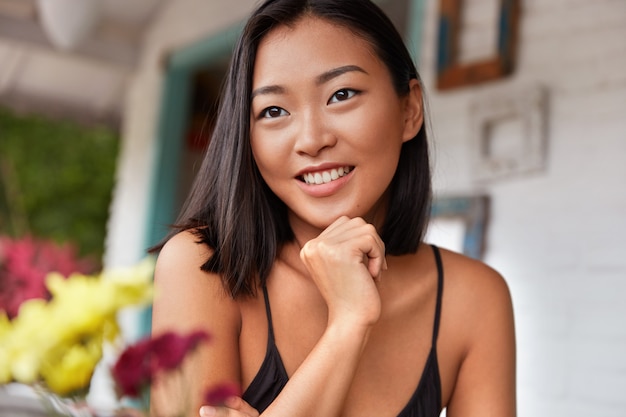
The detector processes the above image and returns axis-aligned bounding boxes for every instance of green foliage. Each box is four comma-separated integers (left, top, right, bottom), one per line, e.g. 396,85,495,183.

0,107,119,263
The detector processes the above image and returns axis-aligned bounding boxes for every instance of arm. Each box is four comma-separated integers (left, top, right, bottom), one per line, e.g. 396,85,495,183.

202,217,386,417
151,231,242,417
446,261,517,417
200,319,373,417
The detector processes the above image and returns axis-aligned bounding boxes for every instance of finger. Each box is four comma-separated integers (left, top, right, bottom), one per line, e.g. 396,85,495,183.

224,397,260,417
199,405,219,417
321,217,384,249
199,399,259,417
352,224,385,278
364,241,386,279
200,406,237,417
317,215,352,237
322,218,387,277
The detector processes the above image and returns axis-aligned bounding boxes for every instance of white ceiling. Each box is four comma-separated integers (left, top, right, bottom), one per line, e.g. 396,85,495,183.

0,0,411,129
0,0,165,128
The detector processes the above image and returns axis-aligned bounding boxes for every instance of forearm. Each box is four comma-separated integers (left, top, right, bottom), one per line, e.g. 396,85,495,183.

258,217,384,416
262,319,371,417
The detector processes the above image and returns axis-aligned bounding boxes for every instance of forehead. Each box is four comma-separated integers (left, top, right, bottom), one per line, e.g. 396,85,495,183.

253,17,385,85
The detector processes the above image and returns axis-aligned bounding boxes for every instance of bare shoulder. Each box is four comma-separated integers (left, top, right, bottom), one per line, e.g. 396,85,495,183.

436,247,515,359
152,230,240,334
437,248,516,415
438,247,513,318
156,230,212,277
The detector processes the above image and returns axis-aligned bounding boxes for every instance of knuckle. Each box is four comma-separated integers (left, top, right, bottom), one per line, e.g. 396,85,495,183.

300,241,315,259
362,231,379,247
351,216,366,226
363,223,377,235
301,239,327,260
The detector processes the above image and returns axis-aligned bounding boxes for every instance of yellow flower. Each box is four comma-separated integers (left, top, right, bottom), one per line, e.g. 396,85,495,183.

0,314,13,384
2,299,59,384
46,272,116,337
0,258,155,396
103,316,121,342
0,357,9,385
10,351,40,384
0,312,10,337
41,336,103,395
102,257,155,308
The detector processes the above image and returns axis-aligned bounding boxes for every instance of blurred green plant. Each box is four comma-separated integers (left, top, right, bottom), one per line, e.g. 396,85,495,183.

0,107,119,264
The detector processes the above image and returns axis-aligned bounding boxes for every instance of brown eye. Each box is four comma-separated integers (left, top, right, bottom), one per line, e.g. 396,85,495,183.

260,106,288,119
329,88,358,104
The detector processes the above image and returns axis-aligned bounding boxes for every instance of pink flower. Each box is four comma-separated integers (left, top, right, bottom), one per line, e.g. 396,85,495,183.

0,236,95,318
111,330,211,399
204,382,242,406
111,338,153,397
150,330,211,371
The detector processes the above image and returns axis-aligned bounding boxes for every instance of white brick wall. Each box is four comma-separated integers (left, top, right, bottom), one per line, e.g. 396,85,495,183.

418,0,626,415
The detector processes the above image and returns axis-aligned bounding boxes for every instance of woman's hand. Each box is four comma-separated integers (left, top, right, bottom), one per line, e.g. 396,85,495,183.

199,397,259,417
299,216,387,328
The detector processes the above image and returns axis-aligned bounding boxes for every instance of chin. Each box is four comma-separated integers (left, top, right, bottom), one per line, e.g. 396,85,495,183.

288,211,345,233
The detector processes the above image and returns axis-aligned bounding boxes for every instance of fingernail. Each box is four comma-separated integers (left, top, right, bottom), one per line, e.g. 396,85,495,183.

200,406,216,417
383,257,388,270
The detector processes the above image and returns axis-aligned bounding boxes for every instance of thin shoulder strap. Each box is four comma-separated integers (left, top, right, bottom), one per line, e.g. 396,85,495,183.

261,285,276,342
430,245,444,347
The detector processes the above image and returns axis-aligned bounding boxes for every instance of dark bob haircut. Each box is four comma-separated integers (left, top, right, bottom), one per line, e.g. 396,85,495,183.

162,0,432,298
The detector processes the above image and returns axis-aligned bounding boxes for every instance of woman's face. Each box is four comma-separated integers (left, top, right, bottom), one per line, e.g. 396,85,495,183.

250,16,422,234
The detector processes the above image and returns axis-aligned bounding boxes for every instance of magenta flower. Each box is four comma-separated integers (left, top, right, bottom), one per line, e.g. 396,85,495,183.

111,338,153,397
111,330,211,398
150,330,210,371
0,235,95,318
204,382,242,406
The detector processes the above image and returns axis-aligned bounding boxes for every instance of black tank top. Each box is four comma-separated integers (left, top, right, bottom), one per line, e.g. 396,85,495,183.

242,245,444,416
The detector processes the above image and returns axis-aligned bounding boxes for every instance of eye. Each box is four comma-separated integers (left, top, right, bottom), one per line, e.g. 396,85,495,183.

328,88,358,104
259,106,289,119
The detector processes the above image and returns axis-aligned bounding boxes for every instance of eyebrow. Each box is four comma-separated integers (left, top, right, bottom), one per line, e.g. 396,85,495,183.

316,65,368,85
251,65,368,99
251,85,286,100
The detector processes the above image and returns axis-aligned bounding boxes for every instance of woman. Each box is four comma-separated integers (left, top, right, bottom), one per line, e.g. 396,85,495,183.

151,1,516,416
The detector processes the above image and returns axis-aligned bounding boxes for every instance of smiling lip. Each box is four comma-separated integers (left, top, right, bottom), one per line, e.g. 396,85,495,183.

296,164,354,197
299,166,352,185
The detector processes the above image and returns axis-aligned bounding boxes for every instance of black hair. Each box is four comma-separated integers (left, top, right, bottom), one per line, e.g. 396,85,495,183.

159,0,432,298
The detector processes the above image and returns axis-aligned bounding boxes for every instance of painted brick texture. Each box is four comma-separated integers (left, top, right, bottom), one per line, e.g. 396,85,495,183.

418,0,626,415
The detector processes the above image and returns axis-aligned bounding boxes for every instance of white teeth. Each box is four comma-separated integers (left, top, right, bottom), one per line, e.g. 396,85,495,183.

303,166,351,185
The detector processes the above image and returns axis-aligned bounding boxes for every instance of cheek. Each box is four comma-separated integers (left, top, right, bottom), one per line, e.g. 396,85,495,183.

337,106,405,153
251,137,285,182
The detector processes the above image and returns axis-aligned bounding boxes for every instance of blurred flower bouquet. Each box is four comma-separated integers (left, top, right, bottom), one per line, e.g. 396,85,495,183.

0,236,240,416
0,234,154,415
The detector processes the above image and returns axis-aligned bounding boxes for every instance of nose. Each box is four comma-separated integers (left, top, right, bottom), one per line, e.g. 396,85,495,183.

293,110,337,156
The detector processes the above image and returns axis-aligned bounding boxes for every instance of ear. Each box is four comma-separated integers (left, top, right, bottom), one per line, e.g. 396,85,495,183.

401,79,424,143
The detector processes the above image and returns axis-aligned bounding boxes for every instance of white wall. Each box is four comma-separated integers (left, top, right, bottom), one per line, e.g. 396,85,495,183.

418,0,626,415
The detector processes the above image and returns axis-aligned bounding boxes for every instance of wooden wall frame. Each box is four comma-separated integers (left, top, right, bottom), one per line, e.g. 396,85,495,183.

436,0,520,90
